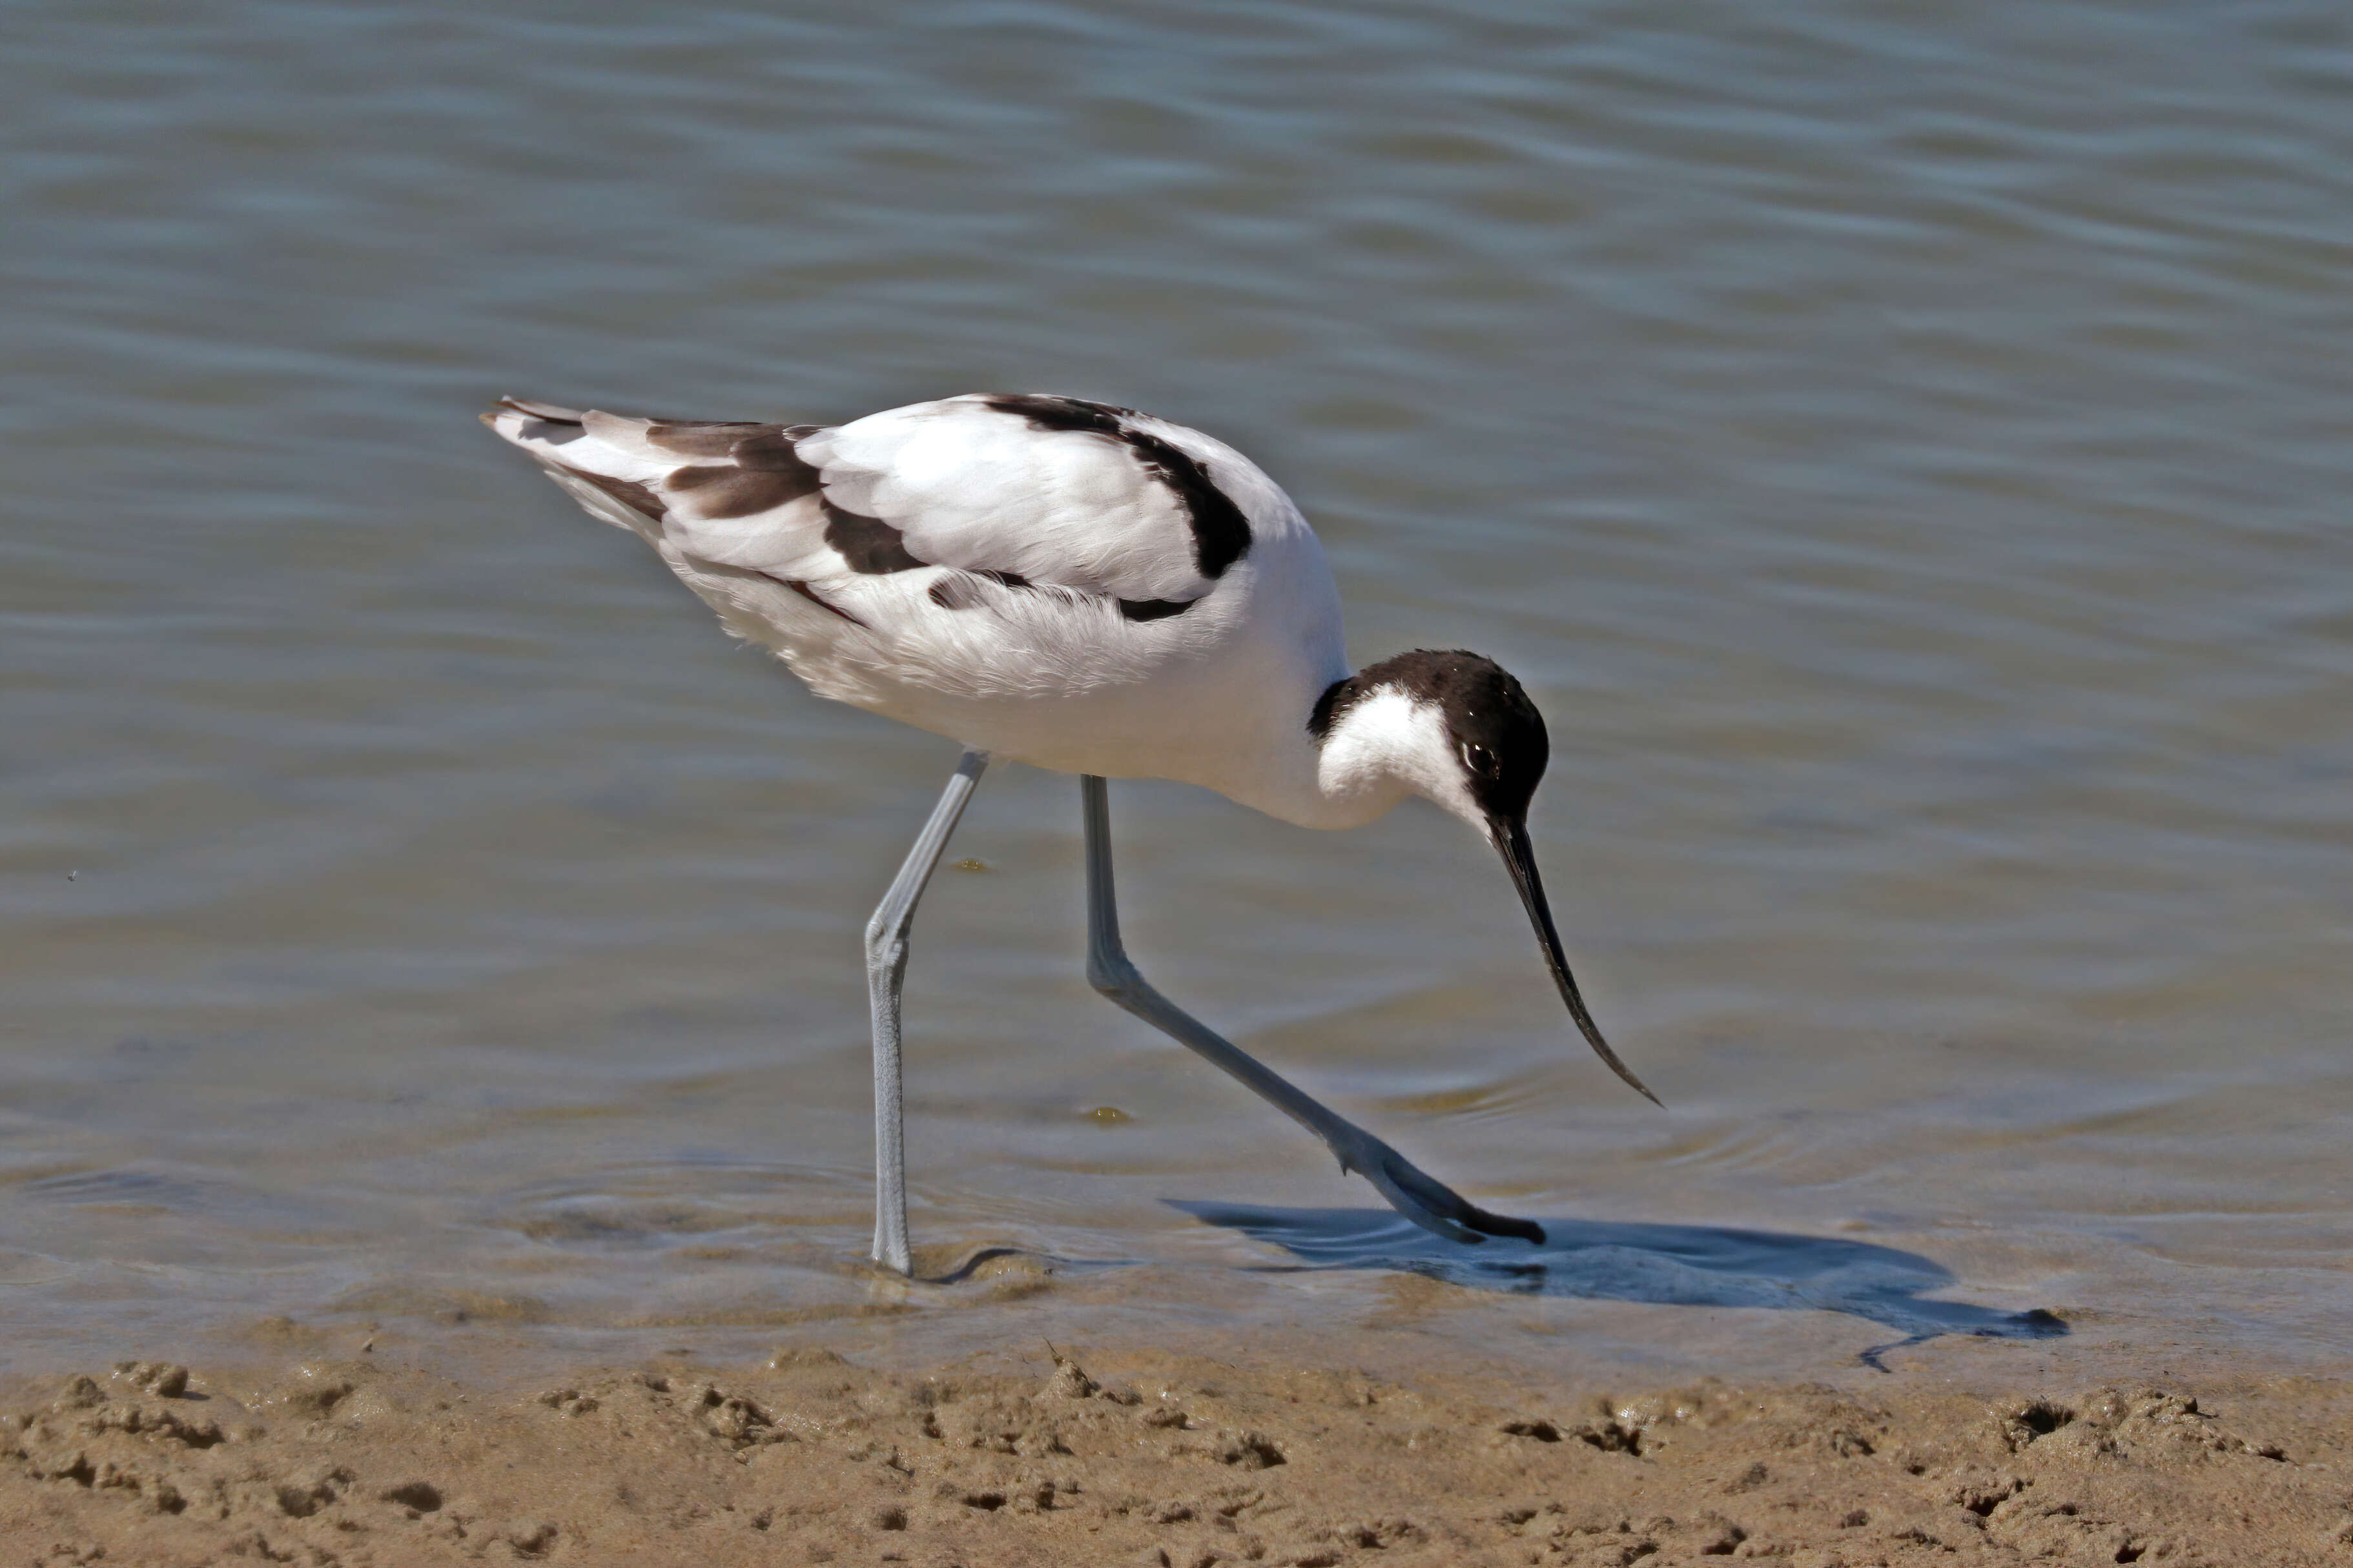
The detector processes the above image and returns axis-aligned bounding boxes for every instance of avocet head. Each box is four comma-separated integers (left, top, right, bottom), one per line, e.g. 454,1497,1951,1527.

1313,649,1660,1106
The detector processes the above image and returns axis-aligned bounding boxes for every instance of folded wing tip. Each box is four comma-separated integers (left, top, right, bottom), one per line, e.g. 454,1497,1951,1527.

488,395,587,424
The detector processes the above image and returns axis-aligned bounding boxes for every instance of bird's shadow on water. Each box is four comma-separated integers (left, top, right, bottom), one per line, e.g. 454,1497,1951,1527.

1169,1202,2065,1371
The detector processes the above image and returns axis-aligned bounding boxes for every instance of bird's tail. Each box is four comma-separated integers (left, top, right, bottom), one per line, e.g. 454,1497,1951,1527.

480,396,697,545
482,397,863,598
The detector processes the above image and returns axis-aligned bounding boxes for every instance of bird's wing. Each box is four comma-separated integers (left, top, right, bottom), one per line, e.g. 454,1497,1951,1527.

482,392,1290,615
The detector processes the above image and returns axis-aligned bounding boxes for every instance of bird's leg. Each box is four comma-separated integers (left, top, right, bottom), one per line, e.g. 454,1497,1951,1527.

865,747,990,1274
1079,776,1544,1247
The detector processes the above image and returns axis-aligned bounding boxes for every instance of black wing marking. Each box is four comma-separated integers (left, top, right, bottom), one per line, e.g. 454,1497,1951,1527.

1117,597,1195,622
659,423,926,575
983,394,1252,580
561,467,666,522
926,569,1200,623
822,501,924,573
493,397,1229,620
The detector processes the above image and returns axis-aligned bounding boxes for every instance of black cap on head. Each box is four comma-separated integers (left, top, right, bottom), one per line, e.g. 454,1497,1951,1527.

1319,649,1550,821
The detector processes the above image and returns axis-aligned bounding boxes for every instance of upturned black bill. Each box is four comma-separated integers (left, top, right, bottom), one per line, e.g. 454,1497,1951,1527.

1493,817,1663,1108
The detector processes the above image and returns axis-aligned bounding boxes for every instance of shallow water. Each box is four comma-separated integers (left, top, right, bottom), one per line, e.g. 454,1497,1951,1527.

4,0,2348,1378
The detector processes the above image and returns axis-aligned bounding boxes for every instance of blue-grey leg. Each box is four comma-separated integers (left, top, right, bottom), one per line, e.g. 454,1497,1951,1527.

1079,775,1543,1246
865,747,989,1274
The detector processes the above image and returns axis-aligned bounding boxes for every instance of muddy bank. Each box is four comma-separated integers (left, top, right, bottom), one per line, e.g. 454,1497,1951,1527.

3,1332,2347,1567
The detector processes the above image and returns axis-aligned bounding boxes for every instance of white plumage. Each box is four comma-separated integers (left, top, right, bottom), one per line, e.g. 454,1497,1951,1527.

486,392,1359,825
484,390,1654,1274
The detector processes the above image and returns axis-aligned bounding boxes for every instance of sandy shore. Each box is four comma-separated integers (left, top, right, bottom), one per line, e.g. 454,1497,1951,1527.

3,1323,2346,1568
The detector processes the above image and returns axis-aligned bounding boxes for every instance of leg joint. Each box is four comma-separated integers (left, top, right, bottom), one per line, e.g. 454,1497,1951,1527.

1086,950,1141,1003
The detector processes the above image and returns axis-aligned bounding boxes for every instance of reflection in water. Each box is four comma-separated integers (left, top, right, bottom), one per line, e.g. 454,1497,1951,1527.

1174,1202,2065,1369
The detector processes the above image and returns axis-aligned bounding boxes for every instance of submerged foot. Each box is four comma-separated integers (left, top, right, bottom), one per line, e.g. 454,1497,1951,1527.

1331,1127,1546,1246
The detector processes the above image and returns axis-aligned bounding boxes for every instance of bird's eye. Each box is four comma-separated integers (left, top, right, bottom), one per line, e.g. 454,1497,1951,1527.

1463,742,1497,777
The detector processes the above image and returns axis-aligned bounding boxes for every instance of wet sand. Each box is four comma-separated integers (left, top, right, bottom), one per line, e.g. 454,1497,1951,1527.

6,1318,2346,1567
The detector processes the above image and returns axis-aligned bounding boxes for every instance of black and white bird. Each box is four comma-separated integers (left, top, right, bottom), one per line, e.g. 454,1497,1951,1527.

483,391,1658,1274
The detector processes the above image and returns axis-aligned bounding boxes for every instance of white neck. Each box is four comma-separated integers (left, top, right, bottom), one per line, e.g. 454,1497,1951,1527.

1221,685,1477,831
